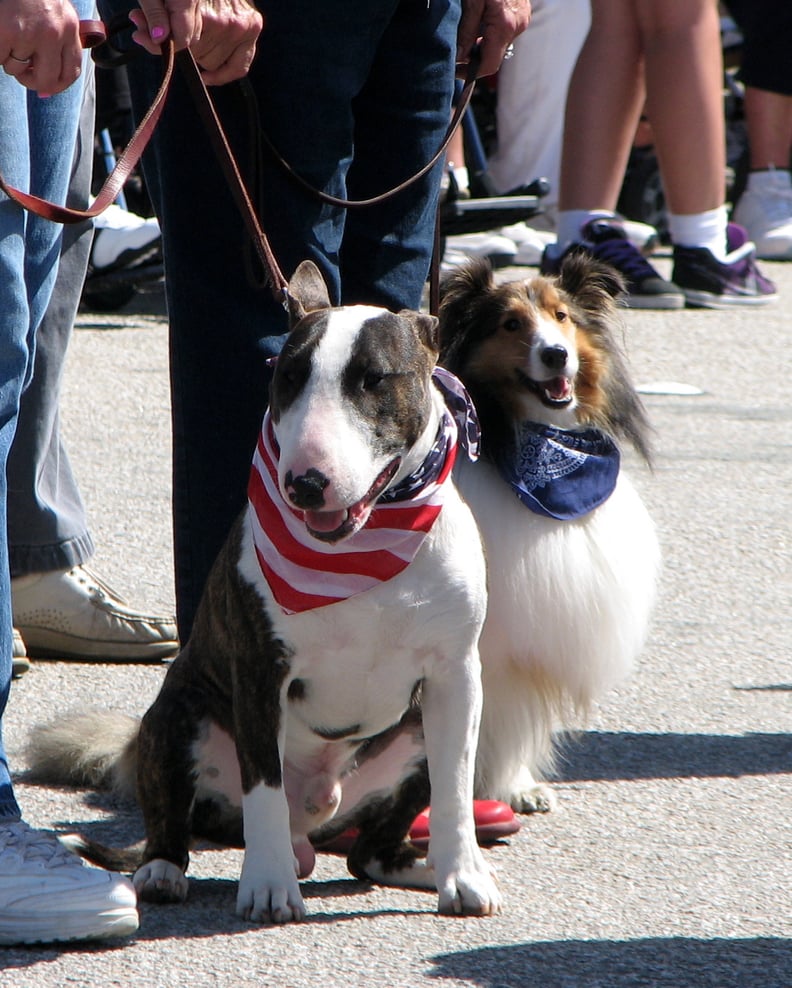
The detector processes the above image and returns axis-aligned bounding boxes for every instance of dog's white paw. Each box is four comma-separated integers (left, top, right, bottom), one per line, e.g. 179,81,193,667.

360,855,437,891
504,766,557,814
236,863,306,924
426,840,502,917
134,858,189,903
358,845,501,916
511,782,557,815
435,856,502,917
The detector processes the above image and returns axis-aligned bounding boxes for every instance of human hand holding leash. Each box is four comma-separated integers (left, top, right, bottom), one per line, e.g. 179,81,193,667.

457,0,531,78
185,0,262,85
0,0,83,95
130,0,261,83
129,0,202,53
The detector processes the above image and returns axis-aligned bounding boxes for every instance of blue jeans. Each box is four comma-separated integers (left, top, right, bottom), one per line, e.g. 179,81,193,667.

101,0,461,638
7,68,96,578
0,6,92,822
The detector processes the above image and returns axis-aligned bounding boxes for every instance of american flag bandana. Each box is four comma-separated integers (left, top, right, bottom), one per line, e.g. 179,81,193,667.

248,368,479,614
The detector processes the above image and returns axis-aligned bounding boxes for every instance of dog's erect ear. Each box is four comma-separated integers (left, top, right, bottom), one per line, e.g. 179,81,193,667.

439,257,497,307
400,310,440,358
286,260,332,326
557,252,626,304
437,258,496,370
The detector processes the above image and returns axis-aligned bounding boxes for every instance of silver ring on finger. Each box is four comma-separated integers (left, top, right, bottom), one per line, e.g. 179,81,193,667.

9,53,33,63
503,44,515,61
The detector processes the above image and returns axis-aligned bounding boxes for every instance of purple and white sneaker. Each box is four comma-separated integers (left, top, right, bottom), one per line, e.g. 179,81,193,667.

672,223,779,308
541,219,684,310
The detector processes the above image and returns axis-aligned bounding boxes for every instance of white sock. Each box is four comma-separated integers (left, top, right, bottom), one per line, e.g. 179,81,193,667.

746,167,792,194
555,209,616,251
668,205,729,261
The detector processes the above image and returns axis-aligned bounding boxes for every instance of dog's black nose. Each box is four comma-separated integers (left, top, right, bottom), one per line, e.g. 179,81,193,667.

541,344,568,372
285,468,329,509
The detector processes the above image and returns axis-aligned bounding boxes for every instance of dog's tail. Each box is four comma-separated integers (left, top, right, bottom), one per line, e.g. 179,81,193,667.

60,833,146,873
25,708,140,800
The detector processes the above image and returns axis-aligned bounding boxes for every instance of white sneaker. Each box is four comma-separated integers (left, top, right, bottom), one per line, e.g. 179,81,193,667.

733,172,792,260
0,821,139,946
12,565,179,662
618,216,660,255
91,203,161,271
442,232,518,271
499,222,556,266
501,215,659,264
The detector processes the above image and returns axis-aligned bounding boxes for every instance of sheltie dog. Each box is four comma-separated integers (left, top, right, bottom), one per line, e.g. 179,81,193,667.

439,253,660,812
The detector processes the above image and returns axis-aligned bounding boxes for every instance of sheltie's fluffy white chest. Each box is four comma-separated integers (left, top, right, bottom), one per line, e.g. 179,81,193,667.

456,453,660,704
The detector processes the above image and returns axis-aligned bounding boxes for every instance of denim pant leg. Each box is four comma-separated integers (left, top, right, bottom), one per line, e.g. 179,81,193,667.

7,66,96,578
0,75,33,822
0,55,89,819
110,0,460,639
338,0,461,310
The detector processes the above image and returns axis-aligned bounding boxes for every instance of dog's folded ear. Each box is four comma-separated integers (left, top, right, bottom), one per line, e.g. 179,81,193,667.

399,310,440,358
287,260,333,325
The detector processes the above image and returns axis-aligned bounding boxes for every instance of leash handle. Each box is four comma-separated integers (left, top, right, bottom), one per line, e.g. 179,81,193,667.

0,29,175,225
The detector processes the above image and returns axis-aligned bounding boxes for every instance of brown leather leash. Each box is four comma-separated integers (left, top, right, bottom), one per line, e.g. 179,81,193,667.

176,48,480,309
246,54,481,211
0,23,175,226
174,49,291,304
0,30,477,311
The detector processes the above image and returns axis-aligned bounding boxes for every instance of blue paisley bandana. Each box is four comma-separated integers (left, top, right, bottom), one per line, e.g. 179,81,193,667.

495,422,620,520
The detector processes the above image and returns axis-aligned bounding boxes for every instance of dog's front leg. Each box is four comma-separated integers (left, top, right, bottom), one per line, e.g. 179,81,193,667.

422,654,502,916
234,677,306,924
238,777,305,924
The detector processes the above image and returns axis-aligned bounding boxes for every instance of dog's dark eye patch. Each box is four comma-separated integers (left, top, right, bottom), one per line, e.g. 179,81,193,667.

362,369,385,391
270,315,327,416
272,353,312,415
343,315,432,448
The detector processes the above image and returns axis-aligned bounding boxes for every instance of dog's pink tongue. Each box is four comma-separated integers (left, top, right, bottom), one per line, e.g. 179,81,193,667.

548,377,572,400
304,508,347,533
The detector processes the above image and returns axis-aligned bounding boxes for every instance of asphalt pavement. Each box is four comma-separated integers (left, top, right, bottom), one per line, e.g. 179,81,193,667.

3,250,791,987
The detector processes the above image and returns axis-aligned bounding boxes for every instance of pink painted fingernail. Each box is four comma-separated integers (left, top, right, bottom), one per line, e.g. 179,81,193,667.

151,26,166,40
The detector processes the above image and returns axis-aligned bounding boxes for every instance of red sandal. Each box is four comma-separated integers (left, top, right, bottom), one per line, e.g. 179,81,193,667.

316,799,520,855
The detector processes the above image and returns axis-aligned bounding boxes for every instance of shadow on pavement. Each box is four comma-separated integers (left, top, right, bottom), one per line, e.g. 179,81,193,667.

429,937,792,988
556,730,792,782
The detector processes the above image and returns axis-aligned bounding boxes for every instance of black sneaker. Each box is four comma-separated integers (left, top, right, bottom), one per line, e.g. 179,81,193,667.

540,218,685,310
672,223,779,308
